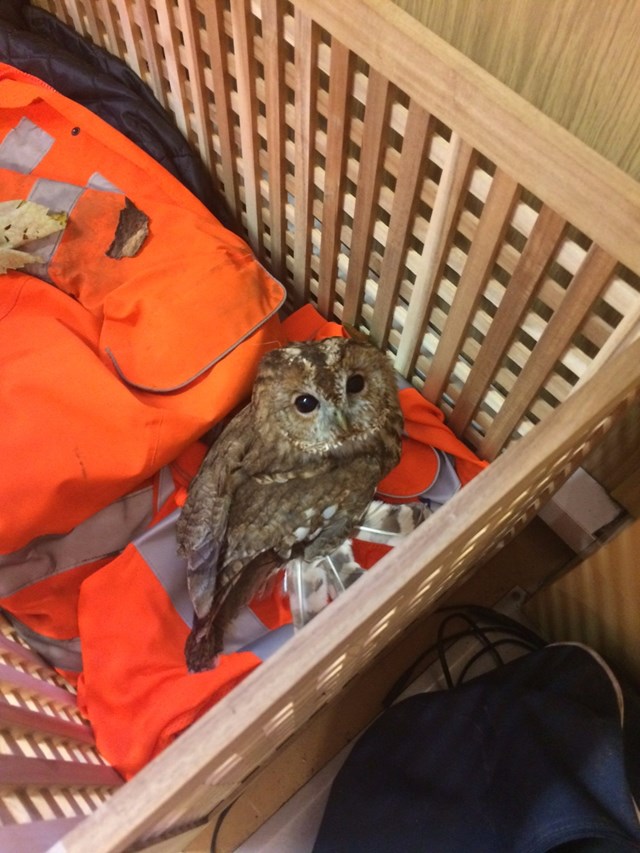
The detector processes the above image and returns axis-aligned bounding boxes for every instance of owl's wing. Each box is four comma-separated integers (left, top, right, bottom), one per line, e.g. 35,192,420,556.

179,493,230,621
176,406,254,620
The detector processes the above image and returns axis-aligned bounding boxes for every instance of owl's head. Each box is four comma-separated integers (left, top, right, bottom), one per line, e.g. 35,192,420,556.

251,337,403,460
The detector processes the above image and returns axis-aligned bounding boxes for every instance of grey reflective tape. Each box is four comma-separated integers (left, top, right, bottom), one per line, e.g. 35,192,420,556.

135,508,293,660
25,178,83,281
224,606,274,654
422,450,461,508
395,372,413,391
2,611,83,672
134,509,193,626
0,484,155,595
237,623,294,660
376,449,461,506
0,117,54,173
157,465,176,510
86,172,122,194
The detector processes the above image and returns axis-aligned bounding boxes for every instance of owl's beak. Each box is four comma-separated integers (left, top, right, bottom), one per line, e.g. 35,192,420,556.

333,409,350,433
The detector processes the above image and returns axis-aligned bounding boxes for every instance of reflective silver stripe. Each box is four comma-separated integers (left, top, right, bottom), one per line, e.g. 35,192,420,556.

24,177,83,281
237,623,294,659
134,510,193,626
224,607,278,654
422,450,461,508
157,464,176,510
87,171,122,193
0,483,156,594
136,509,291,660
395,373,413,391
0,117,53,172
2,612,82,672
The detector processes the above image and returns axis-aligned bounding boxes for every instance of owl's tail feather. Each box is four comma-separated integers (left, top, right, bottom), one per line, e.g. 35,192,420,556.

185,549,281,672
185,614,223,673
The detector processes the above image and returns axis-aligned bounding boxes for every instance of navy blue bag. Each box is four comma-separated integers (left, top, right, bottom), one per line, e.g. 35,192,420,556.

313,635,640,852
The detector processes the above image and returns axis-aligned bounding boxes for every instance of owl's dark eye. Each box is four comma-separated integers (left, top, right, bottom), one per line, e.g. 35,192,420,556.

294,393,319,414
346,373,365,394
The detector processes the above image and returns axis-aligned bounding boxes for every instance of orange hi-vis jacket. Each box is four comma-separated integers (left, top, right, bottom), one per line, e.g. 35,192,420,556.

0,62,286,555
0,64,488,779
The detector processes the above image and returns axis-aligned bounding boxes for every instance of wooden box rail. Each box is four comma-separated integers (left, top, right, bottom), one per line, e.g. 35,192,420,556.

3,0,639,850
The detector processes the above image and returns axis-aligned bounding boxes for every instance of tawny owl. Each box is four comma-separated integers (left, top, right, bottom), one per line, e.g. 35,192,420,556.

176,336,403,672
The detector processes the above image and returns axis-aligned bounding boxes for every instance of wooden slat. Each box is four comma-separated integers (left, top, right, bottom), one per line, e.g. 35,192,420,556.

0,755,121,788
76,0,101,43
261,0,288,281
291,8,319,305
230,0,264,257
422,167,520,402
112,0,143,78
0,698,95,746
480,244,619,459
342,68,391,325
0,664,78,714
0,632,50,669
95,0,122,55
46,0,73,25
317,38,352,317
60,0,84,40
394,133,474,376
130,0,171,110
176,0,216,174
369,99,431,348
291,0,640,276
200,1,240,217
0,817,84,853
573,307,640,393
449,205,567,435
154,0,190,137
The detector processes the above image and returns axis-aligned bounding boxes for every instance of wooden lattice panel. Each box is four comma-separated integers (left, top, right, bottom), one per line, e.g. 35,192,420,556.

37,0,640,462
0,618,121,850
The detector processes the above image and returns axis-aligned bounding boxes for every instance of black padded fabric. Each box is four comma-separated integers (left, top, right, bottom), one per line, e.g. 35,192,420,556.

0,0,235,230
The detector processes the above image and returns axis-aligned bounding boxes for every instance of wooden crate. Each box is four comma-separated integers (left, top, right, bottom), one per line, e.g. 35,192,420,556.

3,0,640,850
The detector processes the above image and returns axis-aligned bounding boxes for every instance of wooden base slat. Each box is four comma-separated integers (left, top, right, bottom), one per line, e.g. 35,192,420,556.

0,698,95,746
0,755,122,789
0,816,84,853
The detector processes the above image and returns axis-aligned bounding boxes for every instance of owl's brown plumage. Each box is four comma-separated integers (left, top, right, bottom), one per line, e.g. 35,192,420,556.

176,336,403,671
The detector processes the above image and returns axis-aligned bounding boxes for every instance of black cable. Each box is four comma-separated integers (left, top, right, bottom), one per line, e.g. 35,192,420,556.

436,611,504,688
455,637,541,686
438,604,547,649
384,626,487,706
210,799,237,853
384,606,547,706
